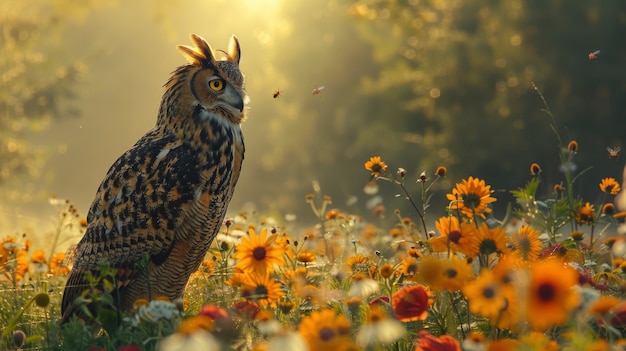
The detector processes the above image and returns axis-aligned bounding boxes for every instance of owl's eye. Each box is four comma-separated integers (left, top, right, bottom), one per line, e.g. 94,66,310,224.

208,79,225,91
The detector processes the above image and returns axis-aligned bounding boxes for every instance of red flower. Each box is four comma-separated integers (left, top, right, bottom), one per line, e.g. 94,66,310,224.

118,345,142,351
414,330,461,351
392,285,434,322
231,299,260,320
199,304,230,322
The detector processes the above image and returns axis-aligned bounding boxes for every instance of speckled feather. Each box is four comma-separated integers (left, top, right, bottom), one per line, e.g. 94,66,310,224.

61,34,246,322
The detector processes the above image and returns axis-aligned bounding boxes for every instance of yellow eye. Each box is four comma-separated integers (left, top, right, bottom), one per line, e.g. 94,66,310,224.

209,79,224,91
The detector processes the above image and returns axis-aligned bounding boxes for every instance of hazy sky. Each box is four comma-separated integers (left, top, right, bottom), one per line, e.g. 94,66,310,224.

12,0,300,239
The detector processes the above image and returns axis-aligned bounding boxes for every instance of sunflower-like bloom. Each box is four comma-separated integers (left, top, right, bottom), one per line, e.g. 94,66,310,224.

240,272,285,307
472,222,509,257
511,225,542,261
446,176,497,219
575,202,595,225
235,228,285,275
392,285,434,322
600,177,621,195
418,255,473,292
429,215,477,257
364,156,387,177
396,257,419,281
298,308,355,351
346,254,374,275
463,269,505,319
526,259,580,330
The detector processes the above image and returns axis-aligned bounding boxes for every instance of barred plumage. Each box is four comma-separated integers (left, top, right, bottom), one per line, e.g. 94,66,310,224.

61,34,246,323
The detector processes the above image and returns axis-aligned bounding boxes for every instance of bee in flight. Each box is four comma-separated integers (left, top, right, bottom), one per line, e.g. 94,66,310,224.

607,146,621,160
273,89,281,99
312,85,325,95
588,50,601,60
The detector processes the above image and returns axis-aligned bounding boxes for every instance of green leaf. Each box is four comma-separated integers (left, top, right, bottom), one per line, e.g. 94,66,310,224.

99,309,121,338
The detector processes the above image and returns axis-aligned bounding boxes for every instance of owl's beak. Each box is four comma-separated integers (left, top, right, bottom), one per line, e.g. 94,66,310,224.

225,88,244,112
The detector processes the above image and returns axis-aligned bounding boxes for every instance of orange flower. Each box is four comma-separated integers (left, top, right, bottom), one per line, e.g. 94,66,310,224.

575,202,595,225
446,177,497,219
240,272,284,307
429,215,477,257
49,252,70,275
364,156,387,177
30,249,46,264
600,177,621,195
414,330,461,351
530,163,542,175
397,257,419,281
567,140,578,153
392,285,434,322
346,254,373,275
473,222,509,257
435,166,447,177
235,228,285,274
418,255,473,292
298,308,354,351
511,225,542,261
526,259,580,330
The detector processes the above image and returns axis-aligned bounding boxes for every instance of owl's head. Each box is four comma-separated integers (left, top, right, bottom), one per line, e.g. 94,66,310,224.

160,34,247,127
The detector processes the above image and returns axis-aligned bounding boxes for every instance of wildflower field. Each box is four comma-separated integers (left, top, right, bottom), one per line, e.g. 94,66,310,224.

2,94,626,351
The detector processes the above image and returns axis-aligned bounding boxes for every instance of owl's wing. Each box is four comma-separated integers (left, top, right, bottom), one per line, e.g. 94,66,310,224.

61,129,207,316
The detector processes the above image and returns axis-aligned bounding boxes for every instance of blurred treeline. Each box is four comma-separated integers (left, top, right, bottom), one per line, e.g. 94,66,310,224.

2,0,626,230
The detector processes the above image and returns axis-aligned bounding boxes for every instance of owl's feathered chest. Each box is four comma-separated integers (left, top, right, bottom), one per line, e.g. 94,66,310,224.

76,116,244,268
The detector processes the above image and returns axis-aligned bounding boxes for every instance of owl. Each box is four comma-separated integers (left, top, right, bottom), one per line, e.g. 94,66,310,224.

61,34,247,323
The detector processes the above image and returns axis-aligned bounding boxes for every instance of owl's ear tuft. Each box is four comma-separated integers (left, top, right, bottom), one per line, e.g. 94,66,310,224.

176,33,217,68
226,35,241,64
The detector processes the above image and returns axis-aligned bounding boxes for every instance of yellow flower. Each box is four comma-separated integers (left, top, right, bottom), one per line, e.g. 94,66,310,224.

446,176,497,219
241,272,285,307
49,252,70,275
473,222,509,257
429,215,477,257
418,255,473,291
599,177,621,195
511,225,542,261
235,228,285,274
296,250,316,264
397,257,419,281
463,269,509,321
298,308,354,351
526,259,580,330
379,263,395,279
575,202,595,225
345,254,373,275
30,249,46,264
364,156,387,177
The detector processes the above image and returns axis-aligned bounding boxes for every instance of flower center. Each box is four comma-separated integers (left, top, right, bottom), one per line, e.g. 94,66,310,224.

253,247,267,260
445,268,458,279
462,193,482,211
479,239,497,255
448,230,462,244
538,283,555,302
482,286,495,299
319,327,336,341
254,284,269,298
